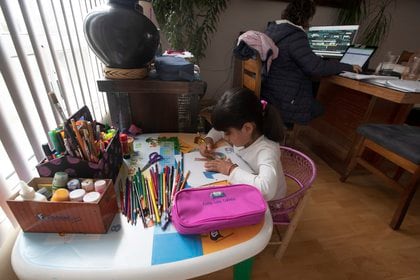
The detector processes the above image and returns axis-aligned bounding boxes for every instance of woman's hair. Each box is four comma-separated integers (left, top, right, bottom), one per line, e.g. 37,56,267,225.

211,88,284,143
281,0,316,28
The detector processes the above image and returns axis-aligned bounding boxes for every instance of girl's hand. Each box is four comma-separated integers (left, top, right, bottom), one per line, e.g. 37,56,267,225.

204,159,236,175
199,137,215,158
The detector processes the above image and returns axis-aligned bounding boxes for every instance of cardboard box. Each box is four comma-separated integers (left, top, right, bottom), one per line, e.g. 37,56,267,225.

36,106,123,181
7,177,118,233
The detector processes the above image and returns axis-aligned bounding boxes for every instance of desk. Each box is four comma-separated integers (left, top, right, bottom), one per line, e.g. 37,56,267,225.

12,133,272,280
97,79,206,133
300,76,420,175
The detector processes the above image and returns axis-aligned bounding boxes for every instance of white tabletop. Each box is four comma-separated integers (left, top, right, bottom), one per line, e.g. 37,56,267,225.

12,211,272,280
12,133,273,280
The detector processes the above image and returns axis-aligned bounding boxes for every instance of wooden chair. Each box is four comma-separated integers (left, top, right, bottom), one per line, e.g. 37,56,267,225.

241,56,262,99
198,56,262,125
269,146,317,259
200,55,289,143
340,124,420,230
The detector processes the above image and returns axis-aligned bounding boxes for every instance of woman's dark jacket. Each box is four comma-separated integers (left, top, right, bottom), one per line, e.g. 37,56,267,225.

261,21,353,124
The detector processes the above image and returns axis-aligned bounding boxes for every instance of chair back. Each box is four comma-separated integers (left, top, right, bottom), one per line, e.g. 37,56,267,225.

241,55,262,98
269,146,317,223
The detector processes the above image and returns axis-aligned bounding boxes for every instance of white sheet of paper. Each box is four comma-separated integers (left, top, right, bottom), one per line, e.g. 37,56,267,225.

339,71,399,80
183,146,254,187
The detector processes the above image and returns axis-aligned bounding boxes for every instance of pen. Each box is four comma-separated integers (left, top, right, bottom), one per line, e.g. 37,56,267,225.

42,143,54,160
181,152,184,174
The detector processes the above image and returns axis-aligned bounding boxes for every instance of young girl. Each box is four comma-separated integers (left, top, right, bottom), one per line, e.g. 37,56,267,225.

199,88,287,201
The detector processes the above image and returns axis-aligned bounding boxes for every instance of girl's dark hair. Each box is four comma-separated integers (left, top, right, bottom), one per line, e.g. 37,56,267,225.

211,88,284,143
281,0,316,28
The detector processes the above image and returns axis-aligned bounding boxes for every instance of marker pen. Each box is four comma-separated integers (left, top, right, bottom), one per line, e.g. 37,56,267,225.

48,130,65,153
42,143,54,161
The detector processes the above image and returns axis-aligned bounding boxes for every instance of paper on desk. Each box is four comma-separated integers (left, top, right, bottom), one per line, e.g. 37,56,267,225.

184,146,254,187
385,80,420,93
339,71,399,80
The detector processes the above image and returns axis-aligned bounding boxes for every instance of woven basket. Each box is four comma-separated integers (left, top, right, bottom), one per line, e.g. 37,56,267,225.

103,66,148,79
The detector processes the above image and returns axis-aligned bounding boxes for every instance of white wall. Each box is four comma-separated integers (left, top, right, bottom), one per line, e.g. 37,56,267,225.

199,0,420,100
368,0,420,68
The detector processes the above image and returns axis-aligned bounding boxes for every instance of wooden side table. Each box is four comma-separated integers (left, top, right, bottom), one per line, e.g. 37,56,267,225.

97,79,206,133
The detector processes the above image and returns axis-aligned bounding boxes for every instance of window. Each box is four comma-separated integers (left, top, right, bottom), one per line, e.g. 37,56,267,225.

0,0,107,232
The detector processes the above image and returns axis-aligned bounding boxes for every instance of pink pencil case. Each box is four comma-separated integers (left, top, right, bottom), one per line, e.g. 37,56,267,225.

171,184,267,234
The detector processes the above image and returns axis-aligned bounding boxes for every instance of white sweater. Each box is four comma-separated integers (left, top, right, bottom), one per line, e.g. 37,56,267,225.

207,129,287,201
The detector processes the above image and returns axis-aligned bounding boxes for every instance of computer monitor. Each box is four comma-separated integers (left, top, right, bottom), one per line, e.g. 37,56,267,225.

307,25,359,58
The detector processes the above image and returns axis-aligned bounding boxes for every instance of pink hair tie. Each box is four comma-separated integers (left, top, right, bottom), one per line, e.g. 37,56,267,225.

261,100,268,111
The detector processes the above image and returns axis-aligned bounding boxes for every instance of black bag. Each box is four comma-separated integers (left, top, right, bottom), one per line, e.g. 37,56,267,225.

154,56,194,81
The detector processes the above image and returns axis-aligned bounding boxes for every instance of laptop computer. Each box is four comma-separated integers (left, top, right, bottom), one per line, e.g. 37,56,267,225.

340,45,377,71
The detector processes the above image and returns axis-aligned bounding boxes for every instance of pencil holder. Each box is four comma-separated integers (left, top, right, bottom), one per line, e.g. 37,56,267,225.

36,106,123,181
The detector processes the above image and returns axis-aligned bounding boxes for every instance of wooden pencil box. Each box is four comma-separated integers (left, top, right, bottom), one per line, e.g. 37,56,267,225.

6,177,118,233
36,106,122,181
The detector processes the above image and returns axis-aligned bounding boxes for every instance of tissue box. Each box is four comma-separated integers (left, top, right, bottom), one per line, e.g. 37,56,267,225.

36,106,122,181
6,177,118,233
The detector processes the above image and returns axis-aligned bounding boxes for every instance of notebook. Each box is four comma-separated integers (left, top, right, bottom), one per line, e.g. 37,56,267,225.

340,46,377,69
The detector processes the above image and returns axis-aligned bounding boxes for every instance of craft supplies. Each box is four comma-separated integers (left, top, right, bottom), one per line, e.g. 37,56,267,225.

81,179,95,192
52,172,69,192
120,133,130,159
67,179,81,191
69,189,86,202
83,191,101,203
36,187,52,200
94,180,107,194
51,188,70,202
15,181,47,202
36,106,122,181
127,136,134,154
121,154,190,228
6,177,117,233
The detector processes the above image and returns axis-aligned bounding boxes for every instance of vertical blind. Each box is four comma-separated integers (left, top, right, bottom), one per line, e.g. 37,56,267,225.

0,0,108,228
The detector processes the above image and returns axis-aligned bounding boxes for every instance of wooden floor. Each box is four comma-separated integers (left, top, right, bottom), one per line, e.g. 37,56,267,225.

193,142,420,280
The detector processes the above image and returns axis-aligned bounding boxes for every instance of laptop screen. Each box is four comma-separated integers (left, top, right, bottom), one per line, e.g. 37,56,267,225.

339,46,376,68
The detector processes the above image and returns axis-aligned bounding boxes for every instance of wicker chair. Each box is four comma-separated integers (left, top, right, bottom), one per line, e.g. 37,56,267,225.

268,146,317,259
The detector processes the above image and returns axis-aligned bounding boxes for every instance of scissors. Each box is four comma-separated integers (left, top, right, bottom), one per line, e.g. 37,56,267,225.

141,152,163,172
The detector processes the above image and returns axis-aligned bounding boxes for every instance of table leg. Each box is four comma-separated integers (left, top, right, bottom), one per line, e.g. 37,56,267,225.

233,257,254,280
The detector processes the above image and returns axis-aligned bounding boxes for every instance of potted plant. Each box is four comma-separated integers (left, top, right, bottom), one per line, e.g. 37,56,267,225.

338,0,395,46
152,0,230,63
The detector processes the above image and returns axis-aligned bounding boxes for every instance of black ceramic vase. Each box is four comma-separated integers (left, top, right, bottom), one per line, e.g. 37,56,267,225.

84,0,160,69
